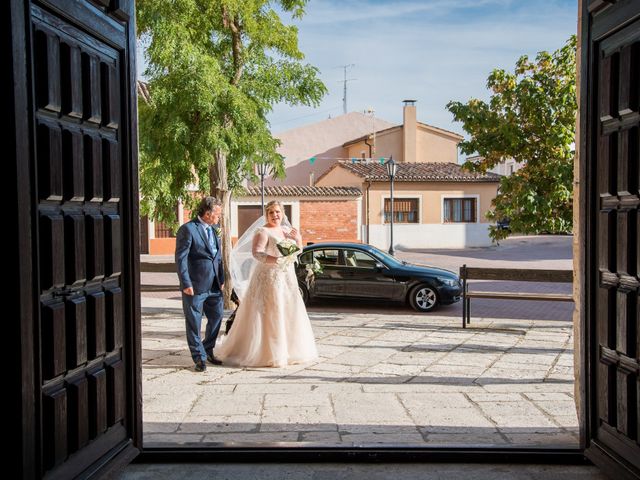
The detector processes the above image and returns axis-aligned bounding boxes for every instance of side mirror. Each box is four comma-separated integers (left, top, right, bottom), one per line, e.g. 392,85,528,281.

375,262,384,271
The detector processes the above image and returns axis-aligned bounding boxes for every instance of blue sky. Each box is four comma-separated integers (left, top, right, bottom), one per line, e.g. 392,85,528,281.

267,0,578,135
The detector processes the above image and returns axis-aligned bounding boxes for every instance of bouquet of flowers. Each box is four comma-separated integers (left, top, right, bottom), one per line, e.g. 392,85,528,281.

305,258,323,275
276,239,300,270
303,258,324,288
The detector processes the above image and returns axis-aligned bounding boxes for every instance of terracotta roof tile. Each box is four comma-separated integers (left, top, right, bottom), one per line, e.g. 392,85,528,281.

239,185,362,197
335,160,501,182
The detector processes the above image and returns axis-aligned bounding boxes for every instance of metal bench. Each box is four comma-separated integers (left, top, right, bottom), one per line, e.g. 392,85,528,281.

459,264,573,328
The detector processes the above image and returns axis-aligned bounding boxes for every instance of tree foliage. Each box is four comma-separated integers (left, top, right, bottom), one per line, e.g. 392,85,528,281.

137,0,326,221
447,36,577,241
137,0,326,300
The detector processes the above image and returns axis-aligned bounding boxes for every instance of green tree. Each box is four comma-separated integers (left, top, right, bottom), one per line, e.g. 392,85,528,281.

447,36,577,241
137,0,326,300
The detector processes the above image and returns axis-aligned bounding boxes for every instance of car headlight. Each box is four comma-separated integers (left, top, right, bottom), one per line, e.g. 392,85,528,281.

438,277,459,287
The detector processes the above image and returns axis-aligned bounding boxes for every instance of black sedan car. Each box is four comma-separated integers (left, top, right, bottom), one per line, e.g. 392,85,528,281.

295,242,462,312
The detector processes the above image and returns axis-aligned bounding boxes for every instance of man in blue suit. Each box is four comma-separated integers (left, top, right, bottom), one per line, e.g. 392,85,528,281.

175,196,225,372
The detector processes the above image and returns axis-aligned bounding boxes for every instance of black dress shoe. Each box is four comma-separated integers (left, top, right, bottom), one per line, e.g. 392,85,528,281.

207,354,222,366
194,359,207,372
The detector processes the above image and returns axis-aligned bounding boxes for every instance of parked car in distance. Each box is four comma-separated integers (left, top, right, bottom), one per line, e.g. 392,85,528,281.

496,217,511,231
295,242,462,312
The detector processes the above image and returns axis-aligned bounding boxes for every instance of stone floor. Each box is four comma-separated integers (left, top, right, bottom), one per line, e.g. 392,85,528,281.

142,298,578,448
119,462,607,480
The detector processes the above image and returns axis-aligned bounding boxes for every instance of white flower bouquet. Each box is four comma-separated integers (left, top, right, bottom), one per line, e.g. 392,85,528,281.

303,258,324,288
305,258,323,275
276,239,300,270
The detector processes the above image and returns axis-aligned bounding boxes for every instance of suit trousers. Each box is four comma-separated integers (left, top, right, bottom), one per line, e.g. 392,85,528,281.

182,289,223,362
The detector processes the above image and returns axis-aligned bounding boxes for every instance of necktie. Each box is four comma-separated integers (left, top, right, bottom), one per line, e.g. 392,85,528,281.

206,226,213,246
206,226,217,255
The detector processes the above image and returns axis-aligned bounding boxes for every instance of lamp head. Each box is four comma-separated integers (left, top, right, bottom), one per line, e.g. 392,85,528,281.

385,156,396,178
256,162,269,176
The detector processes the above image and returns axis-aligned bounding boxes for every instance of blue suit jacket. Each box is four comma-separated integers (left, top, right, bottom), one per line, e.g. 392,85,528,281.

175,219,224,294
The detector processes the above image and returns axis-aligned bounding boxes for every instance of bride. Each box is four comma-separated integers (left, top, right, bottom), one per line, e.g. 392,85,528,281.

213,200,318,367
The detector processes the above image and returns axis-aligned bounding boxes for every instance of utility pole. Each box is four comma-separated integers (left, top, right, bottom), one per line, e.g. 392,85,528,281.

338,64,356,114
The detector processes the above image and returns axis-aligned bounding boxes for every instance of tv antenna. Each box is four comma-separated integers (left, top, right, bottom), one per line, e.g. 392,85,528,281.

337,64,356,114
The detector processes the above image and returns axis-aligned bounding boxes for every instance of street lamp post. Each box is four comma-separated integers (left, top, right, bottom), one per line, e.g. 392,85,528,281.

256,163,269,215
385,156,396,256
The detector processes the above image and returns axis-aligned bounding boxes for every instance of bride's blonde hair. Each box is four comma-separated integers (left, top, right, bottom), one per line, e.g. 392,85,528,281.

265,200,283,214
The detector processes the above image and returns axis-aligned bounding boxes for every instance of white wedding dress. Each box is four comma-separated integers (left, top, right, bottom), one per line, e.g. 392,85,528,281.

214,227,318,367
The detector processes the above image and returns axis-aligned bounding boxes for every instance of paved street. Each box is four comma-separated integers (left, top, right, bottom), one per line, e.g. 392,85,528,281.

141,235,578,448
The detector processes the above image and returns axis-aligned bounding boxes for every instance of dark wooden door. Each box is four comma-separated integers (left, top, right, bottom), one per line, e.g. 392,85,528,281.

140,216,149,254
581,1,640,478
237,204,292,238
8,0,141,478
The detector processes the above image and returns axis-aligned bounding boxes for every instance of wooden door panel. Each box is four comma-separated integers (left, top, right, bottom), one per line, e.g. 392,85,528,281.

583,1,640,477
87,214,105,280
87,291,106,359
62,129,85,201
40,213,65,289
65,214,87,284
106,359,126,425
37,122,63,200
106,214,122,277
67,375,90,451
85,134,104,201
34,29,61,113
104,140,122,202
106,287,124,350
594,26,640,461
60,42,84,119
82,54,102,124
67,296,88,367
42,302,66,380
88,368,108,439
6,0,143,477
43,389,67,469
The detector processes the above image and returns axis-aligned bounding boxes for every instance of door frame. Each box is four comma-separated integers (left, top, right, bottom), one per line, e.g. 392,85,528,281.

11,0,639,475
134,0,634,471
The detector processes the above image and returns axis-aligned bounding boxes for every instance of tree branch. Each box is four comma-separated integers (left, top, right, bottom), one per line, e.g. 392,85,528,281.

221,6,244,86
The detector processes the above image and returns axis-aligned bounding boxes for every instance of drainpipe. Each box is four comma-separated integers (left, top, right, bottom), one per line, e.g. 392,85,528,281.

364,136,374,159
363,138,374,244
365,180,371,244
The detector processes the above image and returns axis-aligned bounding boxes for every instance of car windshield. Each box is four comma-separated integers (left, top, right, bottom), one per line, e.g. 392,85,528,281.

366,246,404,267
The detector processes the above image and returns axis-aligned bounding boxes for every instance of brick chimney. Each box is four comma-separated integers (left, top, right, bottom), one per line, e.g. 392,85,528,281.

402,100,417,163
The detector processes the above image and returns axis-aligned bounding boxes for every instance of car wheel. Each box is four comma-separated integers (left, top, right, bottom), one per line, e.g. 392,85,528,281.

409,284,439,312
298,283,310,305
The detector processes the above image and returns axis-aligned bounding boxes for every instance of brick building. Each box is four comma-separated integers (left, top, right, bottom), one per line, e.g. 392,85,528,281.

230,185,362,244
141,186,361,255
